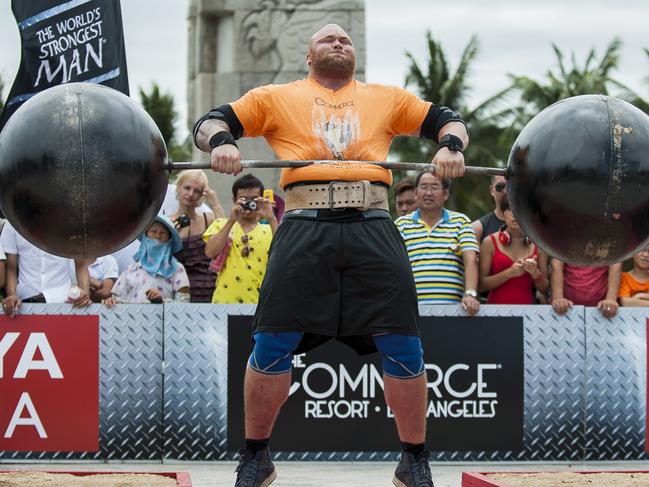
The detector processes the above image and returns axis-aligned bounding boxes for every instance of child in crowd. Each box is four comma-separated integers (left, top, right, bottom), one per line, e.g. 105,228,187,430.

103,216,189,306
88,255,119,302
618,246,649,307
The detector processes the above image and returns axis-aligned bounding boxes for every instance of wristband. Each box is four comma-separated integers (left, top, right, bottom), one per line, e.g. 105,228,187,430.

438,133,464,153
209,131,238,150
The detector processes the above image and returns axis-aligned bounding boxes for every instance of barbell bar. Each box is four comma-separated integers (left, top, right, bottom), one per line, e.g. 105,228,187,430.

166,160,508,177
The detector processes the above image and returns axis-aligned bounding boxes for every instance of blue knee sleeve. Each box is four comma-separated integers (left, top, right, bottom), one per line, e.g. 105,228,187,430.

372,334,425,379
248,332,303,374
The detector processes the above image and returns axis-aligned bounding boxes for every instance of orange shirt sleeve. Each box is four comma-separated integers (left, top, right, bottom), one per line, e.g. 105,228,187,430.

230,86,276,138
618,273,633,298
389,87,432,135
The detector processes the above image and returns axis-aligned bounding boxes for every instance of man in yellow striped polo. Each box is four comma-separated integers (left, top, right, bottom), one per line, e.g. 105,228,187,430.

395,170,480,315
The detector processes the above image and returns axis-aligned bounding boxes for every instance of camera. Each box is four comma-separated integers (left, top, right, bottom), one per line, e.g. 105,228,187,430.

241,200,258,212
177,214,191,228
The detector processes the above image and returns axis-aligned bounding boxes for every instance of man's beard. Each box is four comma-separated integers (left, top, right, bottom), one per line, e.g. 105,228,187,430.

312,52,355,80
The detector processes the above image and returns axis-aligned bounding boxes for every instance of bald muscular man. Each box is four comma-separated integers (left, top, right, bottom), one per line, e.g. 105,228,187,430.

194,24,469,487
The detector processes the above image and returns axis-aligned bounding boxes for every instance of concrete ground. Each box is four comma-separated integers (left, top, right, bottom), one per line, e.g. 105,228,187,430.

2,461,649,486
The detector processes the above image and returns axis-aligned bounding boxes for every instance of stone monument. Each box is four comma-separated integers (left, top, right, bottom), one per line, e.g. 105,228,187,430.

186,0,366,208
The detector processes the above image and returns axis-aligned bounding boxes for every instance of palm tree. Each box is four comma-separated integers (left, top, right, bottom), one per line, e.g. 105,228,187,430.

510,38,646,116
139,83,176,148
138,83,192,163
390,31,517,218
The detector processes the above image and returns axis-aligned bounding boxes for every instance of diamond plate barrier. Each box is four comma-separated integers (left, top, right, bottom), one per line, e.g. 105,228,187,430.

2,303,630,461
163,304,255,460
162,304,586,462
0,304,163,461
421,305,586,462
585,307,649,460
516,304,585,462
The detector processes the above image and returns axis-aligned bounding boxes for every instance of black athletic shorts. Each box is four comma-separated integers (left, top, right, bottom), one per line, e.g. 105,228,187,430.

252,208,420,355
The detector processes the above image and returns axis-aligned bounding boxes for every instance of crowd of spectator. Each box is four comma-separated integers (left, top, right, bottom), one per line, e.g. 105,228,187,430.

0,172,275,312
394,171,647,318
0,168,647,317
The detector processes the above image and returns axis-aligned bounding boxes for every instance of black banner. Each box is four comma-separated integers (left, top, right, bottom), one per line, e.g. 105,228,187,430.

228,315,524,452
0,0,129,130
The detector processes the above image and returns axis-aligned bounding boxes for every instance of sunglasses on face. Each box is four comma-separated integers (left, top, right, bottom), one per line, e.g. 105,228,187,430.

494,182,506,193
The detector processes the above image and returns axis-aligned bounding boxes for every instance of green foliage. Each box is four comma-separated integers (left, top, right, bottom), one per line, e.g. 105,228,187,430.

139,83,176,144
0,75,4,114
509,38,645,116
389,31,515,220
138,82,190,164
391,34,649,221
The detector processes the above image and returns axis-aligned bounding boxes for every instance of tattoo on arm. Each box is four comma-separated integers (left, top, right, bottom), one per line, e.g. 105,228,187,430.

196,119,230,153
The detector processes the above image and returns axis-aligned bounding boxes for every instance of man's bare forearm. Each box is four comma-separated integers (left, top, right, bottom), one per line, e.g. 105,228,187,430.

438,121,469,149
606,263,622,300
196,119,230,153
74,259,92,293
5,254,17,296
205,220,236,259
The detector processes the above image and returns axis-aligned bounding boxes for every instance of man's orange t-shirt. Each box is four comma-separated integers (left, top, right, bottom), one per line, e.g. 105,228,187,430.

230,77,432,189
618,272,649,298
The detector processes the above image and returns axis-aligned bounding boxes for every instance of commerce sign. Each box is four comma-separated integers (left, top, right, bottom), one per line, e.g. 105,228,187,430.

228,315,524,452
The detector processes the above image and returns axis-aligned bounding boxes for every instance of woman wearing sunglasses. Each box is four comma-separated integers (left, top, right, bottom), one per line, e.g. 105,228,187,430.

478,196,549,304
472,175,508,243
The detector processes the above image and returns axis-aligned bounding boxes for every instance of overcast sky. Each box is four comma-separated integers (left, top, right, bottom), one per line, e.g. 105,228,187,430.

1,0,647,138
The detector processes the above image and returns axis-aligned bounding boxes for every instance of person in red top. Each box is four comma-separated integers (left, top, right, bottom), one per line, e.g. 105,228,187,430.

193,23,468,487
618,246,649,306
550,259,622,318
478,196,548,304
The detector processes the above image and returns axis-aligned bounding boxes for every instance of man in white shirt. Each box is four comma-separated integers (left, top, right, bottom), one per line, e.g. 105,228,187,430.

1,222,91,316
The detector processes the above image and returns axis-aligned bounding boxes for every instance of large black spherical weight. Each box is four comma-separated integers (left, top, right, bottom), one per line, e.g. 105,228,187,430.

0,83,168,259
507,95,649,265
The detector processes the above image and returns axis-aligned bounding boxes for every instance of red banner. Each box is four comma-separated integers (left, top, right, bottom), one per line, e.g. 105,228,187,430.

0,314,99,451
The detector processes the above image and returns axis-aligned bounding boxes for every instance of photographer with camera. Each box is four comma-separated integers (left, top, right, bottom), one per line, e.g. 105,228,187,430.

203,174,277,304
170,170,223,302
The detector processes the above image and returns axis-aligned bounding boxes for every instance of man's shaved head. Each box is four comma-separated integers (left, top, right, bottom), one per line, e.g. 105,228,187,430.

309,24,352,50
307,23,355,82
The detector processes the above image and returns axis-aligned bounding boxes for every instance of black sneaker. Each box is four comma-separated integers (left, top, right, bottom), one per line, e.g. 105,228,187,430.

234,448,277,487
393,450,434,487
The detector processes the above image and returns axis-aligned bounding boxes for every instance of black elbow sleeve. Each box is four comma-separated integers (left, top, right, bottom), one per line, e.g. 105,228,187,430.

420,105,467,142
192,104,244,147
